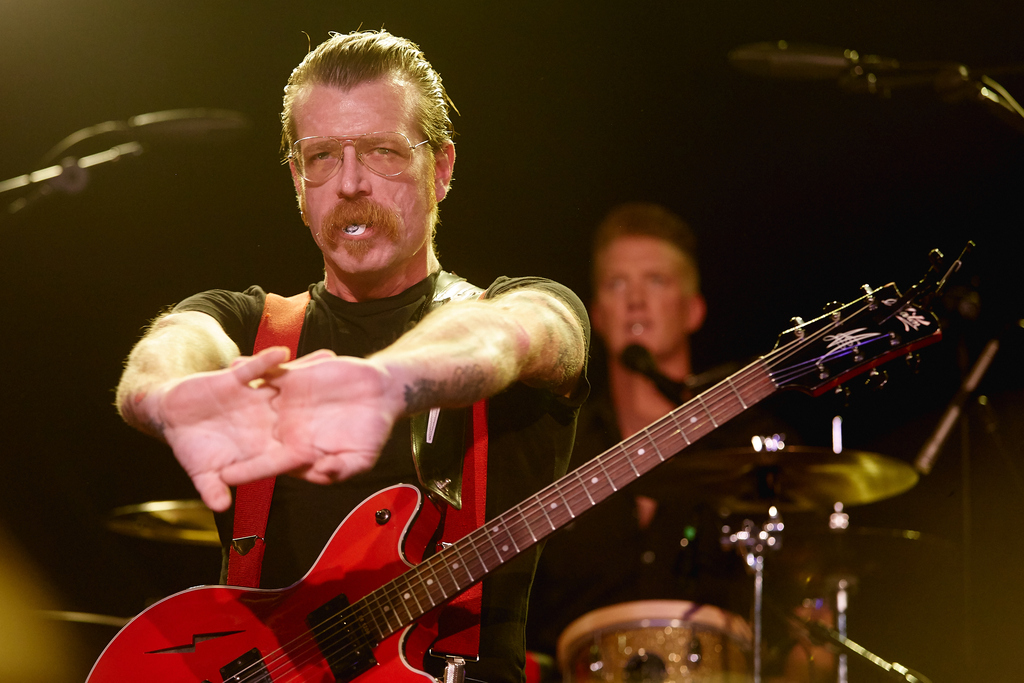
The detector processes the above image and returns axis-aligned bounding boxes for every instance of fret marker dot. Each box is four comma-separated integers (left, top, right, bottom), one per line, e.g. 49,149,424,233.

384,606,391,612
453,562,460,569
404,593,411,600
502,544,509,552
427,579,434,585
638,448,645,455
492,526,500,533
690,417,697,424
591,477,599,484
550,503,558,509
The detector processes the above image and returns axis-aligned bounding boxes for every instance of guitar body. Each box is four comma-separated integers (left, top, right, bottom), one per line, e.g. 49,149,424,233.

88,484,440,683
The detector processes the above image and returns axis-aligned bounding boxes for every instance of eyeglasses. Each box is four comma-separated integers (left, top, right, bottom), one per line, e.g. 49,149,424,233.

288,131,430,183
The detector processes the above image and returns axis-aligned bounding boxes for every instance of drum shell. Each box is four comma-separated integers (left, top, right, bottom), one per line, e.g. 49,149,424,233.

557,600,752,682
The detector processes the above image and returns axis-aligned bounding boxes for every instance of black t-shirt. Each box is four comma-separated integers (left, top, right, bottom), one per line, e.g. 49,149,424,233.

175,273,590,683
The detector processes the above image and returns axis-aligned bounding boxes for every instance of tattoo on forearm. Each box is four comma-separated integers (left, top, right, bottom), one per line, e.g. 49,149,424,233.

404,364,488,412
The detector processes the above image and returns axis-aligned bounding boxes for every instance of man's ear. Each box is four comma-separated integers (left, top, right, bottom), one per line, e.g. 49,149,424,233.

686,293,707,334
434,142,456,202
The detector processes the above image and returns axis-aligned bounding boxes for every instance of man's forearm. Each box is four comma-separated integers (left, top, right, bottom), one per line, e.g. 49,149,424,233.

371,289,586,416
116,311,241,439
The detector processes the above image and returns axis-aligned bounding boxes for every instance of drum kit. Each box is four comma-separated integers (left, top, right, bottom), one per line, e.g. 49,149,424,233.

552,442,943,683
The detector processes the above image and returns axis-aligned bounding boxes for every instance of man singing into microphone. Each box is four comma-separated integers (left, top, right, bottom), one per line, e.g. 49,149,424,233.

525,203,831,683
524,202,737,660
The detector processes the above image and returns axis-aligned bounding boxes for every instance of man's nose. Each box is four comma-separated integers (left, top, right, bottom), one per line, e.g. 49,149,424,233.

625,282,646,308
335,145,371,197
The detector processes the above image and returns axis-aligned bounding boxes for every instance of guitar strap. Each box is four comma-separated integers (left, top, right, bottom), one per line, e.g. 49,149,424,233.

430,397,487,659
226,276,488,660
226,290,310,589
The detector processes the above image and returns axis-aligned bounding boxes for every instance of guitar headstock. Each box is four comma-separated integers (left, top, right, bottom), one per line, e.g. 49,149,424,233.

768,281,942,396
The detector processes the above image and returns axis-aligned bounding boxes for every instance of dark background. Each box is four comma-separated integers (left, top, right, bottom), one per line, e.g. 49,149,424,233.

1,1,1022,680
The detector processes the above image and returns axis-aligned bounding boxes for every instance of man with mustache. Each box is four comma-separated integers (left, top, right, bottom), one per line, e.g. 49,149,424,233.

115,30,589,683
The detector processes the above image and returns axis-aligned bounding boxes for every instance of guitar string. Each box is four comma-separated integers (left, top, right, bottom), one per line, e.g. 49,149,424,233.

232,296,900,681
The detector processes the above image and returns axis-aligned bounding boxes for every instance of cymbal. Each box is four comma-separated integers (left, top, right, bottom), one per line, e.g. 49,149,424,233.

673,446,919,513
35,610,130,628
774,525,956,594
106,499,219,546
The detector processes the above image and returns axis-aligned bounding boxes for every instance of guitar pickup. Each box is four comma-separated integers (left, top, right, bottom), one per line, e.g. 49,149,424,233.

307,593,378,681
220,647,271,682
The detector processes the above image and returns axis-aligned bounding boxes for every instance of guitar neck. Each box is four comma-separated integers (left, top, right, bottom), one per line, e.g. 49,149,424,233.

355,358,778,640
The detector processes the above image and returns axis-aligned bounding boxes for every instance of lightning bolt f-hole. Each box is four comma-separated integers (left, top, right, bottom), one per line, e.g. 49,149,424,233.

145,630,245,654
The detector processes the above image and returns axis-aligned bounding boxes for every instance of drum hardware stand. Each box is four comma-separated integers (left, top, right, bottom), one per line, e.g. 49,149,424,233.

788,614,933,683
828,502,852,683
722,506,784,683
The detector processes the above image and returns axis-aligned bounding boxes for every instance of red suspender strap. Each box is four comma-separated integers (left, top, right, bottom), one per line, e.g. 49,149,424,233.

226,291,310,588
434,398,488,657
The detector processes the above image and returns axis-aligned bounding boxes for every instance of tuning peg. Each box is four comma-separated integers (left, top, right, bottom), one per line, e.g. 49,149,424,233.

865,368,889,391
790,316,806,339
818,301,843,322
861,284,877,309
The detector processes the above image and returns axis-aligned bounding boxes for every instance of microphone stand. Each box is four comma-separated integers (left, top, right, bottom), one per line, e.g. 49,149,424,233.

1,142,144,215
842,62,1024,134
914,338,1000,475
2,108,250,216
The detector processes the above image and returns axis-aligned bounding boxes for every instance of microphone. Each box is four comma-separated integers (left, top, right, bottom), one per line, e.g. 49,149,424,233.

126,108,252,142
728,41,867,80
620,344,687,406
39,108,252,164
728,41,973,96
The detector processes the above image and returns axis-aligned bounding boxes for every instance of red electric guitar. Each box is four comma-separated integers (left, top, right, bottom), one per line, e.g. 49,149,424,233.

88,254,958,682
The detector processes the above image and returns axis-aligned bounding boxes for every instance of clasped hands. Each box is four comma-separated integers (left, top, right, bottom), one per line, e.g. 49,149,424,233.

155,346,403,512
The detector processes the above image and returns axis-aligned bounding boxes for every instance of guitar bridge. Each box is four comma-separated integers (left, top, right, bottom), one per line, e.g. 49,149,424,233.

307,594,378,681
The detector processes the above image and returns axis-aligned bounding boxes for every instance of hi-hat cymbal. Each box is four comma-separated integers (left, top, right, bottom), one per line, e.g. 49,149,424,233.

778,525,956,592
674,446,919,513
106,499,219,546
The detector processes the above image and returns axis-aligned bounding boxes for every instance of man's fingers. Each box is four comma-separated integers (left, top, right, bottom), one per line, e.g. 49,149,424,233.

192,471,234,513
220,447,297,486
231,346,291,384
280,348,336,369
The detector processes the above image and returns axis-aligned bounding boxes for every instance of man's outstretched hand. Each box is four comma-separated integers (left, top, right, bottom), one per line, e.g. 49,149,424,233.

156,346,291,512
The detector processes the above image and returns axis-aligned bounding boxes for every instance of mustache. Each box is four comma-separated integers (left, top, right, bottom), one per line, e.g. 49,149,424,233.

320,198,402,250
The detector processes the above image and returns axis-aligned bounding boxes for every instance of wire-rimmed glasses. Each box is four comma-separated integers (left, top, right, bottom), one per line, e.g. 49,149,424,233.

288,131,430,182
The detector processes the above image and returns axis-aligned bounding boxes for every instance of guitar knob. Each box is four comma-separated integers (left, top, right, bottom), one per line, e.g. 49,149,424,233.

864,368,888,391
